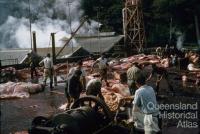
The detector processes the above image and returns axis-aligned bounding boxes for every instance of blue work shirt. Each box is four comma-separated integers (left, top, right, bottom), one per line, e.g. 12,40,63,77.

133,85,159,116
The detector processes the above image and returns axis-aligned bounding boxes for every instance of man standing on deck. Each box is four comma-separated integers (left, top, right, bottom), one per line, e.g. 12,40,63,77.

0,60,1,76
92,53,109,87
65,70,83,108
27,52,38,79
131,74,160,134
68,60,86,91
127,62,143,95
146,63,174,94
39,53,54,90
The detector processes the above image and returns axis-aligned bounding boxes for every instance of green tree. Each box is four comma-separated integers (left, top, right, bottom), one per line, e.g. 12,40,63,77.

81,0,200,46
80,0,123,33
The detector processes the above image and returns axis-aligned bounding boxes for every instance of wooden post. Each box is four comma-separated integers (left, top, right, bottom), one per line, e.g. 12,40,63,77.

32,31,37,53
51,33,56,64
123,0,146,54
51,33,57,86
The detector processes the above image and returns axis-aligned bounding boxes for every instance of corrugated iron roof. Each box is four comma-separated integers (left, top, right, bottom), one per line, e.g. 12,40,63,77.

0,34,124,66
36,46,80,58
0,49,30,65
75,35,124,53
0,47,81,66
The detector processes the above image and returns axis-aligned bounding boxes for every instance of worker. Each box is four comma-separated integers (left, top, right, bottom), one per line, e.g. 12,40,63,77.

39,53,54,90
65,69,83,109
131,74,160,134
0,60,2,83
177,52,189,70
155,47,162,57
92,53,109,87
0,60,1,76
187,62,200,71
86,78,104,101
27,52,38,79
68,60,86,91
163,44,170,57
146,64,174,94
171,54,178,67
160,55,171,68
127,62,143,95
187,61,200,86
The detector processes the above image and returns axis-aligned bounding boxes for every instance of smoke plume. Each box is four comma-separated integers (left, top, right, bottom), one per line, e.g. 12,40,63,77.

0,0,99,49
176,32,185,50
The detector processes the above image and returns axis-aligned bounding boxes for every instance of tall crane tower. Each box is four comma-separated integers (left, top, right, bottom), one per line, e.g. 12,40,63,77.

123,0,146,54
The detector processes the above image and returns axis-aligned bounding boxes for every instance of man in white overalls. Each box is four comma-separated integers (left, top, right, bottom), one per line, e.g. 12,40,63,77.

131,73,160,134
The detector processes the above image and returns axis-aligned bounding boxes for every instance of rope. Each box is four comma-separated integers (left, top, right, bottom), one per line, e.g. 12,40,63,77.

47,35,52,54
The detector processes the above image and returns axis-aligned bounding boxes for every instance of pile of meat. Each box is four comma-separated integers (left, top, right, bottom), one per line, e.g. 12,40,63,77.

83,54,161,111
0,82,43,99
109,54,160,71
85,74,131,112
0,67,17,83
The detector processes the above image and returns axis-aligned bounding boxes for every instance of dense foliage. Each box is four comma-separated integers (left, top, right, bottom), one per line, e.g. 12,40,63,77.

80,0,200,46
80,0,123,33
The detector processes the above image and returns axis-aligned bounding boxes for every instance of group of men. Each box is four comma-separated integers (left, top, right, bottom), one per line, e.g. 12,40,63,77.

20,46,200,134
29,52,161,134
64,53,108,108
27,52,54,89
127,61,173,96
127,62,162,134
63,53,162,134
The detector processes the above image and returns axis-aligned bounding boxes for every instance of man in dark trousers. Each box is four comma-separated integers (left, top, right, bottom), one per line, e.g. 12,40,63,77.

27,53,38,79
65,70,83,109
68,60,86,91
0,60,2,83
0,60,1,75
127,62,143,95
39,53,54,89
146,63,174,94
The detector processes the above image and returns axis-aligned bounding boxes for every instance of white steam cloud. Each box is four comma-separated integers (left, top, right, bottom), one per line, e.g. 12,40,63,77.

0,0,99,49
